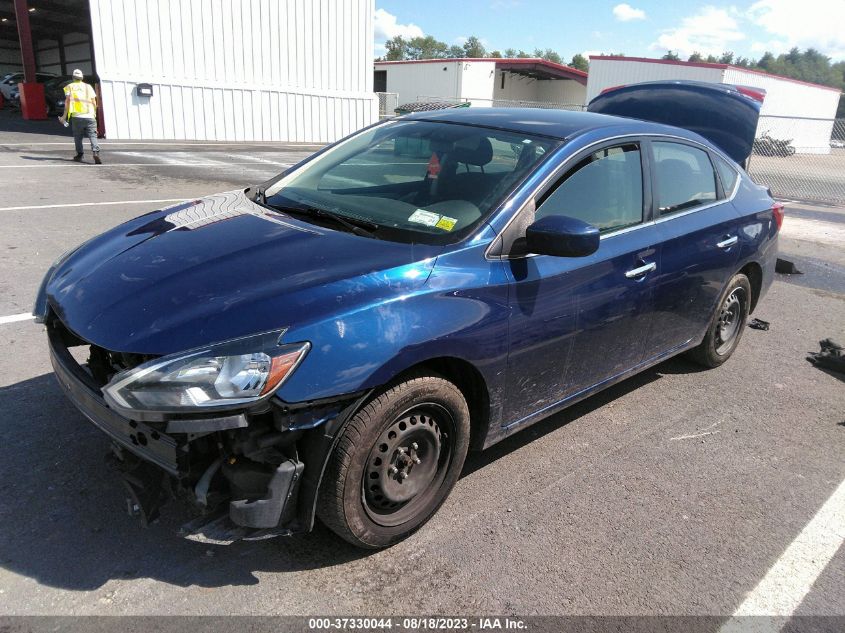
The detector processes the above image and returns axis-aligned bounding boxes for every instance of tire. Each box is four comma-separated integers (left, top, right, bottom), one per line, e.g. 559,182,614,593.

316,373,470,549
688,273,752,368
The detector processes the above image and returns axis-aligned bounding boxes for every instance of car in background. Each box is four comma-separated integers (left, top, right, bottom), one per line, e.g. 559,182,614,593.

1,71,57,102
35,81,780,549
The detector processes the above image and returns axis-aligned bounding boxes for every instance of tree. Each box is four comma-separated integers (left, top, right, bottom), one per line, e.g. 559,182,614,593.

705,54,719,63
462,36,487,58
490,50,503,58
446,45,464,58
662,51,680,61
516,50,531,58
688,52,703,62
569,54,589,72
384,36,408,61
406,35,449,60
504,48,517,58
536,48,563,64
719,52,734,64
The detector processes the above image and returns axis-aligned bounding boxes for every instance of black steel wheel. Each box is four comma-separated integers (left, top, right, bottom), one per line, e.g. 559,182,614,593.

317,374,470,549
689,273,751,368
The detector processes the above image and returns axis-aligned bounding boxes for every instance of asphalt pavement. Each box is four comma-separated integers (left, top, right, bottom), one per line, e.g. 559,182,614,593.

0,114,843,620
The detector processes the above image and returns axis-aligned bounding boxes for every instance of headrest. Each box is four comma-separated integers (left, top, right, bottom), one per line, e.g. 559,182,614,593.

450,135,493,166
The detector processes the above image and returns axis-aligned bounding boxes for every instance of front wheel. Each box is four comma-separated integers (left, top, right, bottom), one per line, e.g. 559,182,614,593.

316,374,470,549
688,273,751,368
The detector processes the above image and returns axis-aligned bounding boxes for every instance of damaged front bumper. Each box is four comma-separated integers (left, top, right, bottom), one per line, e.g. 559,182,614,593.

46,315,352,541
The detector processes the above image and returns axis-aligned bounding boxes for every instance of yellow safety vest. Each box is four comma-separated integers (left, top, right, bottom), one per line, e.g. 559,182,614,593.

64,81,96,118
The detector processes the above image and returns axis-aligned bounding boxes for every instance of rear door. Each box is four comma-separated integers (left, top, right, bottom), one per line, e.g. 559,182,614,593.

642,139,742,360
503,140,662,427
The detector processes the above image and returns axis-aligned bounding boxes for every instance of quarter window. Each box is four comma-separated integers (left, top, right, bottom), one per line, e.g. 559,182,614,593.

652,142,718,216
536,144,643,233
713,154,739,195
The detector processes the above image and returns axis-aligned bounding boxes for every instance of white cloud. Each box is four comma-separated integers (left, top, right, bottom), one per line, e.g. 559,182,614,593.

373,8,424,42
748,0,845,60
651,6,745,57
373,8,425,57
613,3,647,22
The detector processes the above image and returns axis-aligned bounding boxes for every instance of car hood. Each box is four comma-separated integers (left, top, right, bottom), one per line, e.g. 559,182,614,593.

588,80,764,164
46,190,441,354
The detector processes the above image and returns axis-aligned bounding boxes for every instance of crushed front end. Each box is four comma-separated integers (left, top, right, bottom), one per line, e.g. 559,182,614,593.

45,312,352,541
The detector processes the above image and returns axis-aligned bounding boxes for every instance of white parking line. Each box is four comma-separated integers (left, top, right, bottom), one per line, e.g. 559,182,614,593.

0,161,289,169
0,141,324,148
0,312,34,325
719,477,845,631
0,198,185,212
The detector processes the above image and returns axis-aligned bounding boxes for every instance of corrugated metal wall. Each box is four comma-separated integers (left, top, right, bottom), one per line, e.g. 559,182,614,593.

585,59,723,102
89,0,378,142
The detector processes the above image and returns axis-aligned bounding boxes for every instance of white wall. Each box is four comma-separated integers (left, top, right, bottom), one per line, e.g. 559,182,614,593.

90,0,378,142
458,61,496,105
586,58,723,102
491,71,585,107
724,67,840,154
380,61,462,106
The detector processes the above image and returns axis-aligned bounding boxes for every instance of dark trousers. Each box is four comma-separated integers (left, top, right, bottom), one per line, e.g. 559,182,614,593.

71,117,100,155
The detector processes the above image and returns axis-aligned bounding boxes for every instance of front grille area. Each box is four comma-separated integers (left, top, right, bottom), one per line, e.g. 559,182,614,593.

48,314,158,388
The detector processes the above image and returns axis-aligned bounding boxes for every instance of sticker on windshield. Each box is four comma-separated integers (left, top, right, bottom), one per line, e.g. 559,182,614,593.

408,209,441,227
435,216,457,231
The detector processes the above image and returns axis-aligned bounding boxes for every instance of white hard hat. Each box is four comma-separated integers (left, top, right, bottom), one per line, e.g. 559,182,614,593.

72,69,83,79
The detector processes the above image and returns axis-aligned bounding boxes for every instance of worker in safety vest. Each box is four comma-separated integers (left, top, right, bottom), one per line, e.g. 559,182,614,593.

62,69,101,164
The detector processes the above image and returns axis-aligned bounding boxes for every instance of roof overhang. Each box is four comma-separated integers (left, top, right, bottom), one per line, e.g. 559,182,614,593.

495,59,588,85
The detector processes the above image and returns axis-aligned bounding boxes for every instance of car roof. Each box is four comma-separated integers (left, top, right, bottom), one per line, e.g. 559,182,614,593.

403,107,702,144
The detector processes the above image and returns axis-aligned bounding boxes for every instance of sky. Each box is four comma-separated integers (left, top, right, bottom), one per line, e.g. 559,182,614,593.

374,0,845,63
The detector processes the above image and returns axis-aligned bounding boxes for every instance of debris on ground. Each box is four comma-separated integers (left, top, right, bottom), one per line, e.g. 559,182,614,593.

749,318,770,331
776,258,803,274
807,338,845,375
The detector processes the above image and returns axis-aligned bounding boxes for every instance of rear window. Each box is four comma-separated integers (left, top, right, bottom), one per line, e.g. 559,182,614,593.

652,142,718,216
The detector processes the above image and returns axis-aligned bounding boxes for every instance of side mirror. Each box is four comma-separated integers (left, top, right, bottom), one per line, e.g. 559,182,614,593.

525,215,600,257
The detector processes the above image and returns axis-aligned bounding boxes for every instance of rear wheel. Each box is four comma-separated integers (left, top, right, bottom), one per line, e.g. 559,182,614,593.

688,273,751,368
317,374,470,549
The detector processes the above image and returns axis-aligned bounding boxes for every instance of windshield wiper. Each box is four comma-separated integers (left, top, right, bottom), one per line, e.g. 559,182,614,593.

270,204,380,238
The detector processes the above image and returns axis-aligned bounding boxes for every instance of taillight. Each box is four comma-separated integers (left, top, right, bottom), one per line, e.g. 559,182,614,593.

736,85,766,103
600,85,626,95
772,202,785,231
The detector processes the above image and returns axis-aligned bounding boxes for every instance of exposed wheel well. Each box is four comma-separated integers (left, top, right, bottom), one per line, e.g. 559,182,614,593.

739,261,763,313
392,357,490,451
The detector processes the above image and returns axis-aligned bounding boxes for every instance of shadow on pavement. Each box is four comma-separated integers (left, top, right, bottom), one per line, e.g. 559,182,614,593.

19,154,78,163
0,355,702,591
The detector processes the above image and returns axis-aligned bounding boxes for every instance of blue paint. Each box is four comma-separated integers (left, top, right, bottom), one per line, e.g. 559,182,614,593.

38,101,777,451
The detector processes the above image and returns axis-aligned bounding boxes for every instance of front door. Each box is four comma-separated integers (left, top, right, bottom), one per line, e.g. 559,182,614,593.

504,141,662,428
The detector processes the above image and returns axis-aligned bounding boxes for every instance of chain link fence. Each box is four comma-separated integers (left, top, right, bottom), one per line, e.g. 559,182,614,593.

417,95,586,111
747,117,845,205
375,92,398,119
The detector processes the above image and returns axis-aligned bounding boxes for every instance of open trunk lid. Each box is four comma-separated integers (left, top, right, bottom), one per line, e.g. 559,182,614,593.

587,80,764,165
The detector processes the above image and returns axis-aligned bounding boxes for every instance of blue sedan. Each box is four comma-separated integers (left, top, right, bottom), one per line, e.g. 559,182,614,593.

35,81,781,548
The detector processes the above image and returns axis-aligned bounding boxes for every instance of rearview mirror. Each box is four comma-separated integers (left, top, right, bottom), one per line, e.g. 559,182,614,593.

525,215,600,257
393,136,432,158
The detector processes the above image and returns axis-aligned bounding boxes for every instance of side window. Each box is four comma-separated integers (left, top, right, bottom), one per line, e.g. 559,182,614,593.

536,144,643,233
652,142,718,216
713,154,739,195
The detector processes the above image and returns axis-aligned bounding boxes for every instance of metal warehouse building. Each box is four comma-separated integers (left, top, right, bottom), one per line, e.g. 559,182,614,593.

374,58,588,111
2,0,378,142
587,56,842,155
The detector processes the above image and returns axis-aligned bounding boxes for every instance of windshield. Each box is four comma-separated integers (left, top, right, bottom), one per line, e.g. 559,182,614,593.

264,120,557,244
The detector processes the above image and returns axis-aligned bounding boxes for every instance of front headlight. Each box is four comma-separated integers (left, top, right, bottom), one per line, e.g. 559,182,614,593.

103,330,309,413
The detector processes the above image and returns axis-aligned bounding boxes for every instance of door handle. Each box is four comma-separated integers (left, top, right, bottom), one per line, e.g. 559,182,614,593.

717,236,739,249
625,262,657,278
